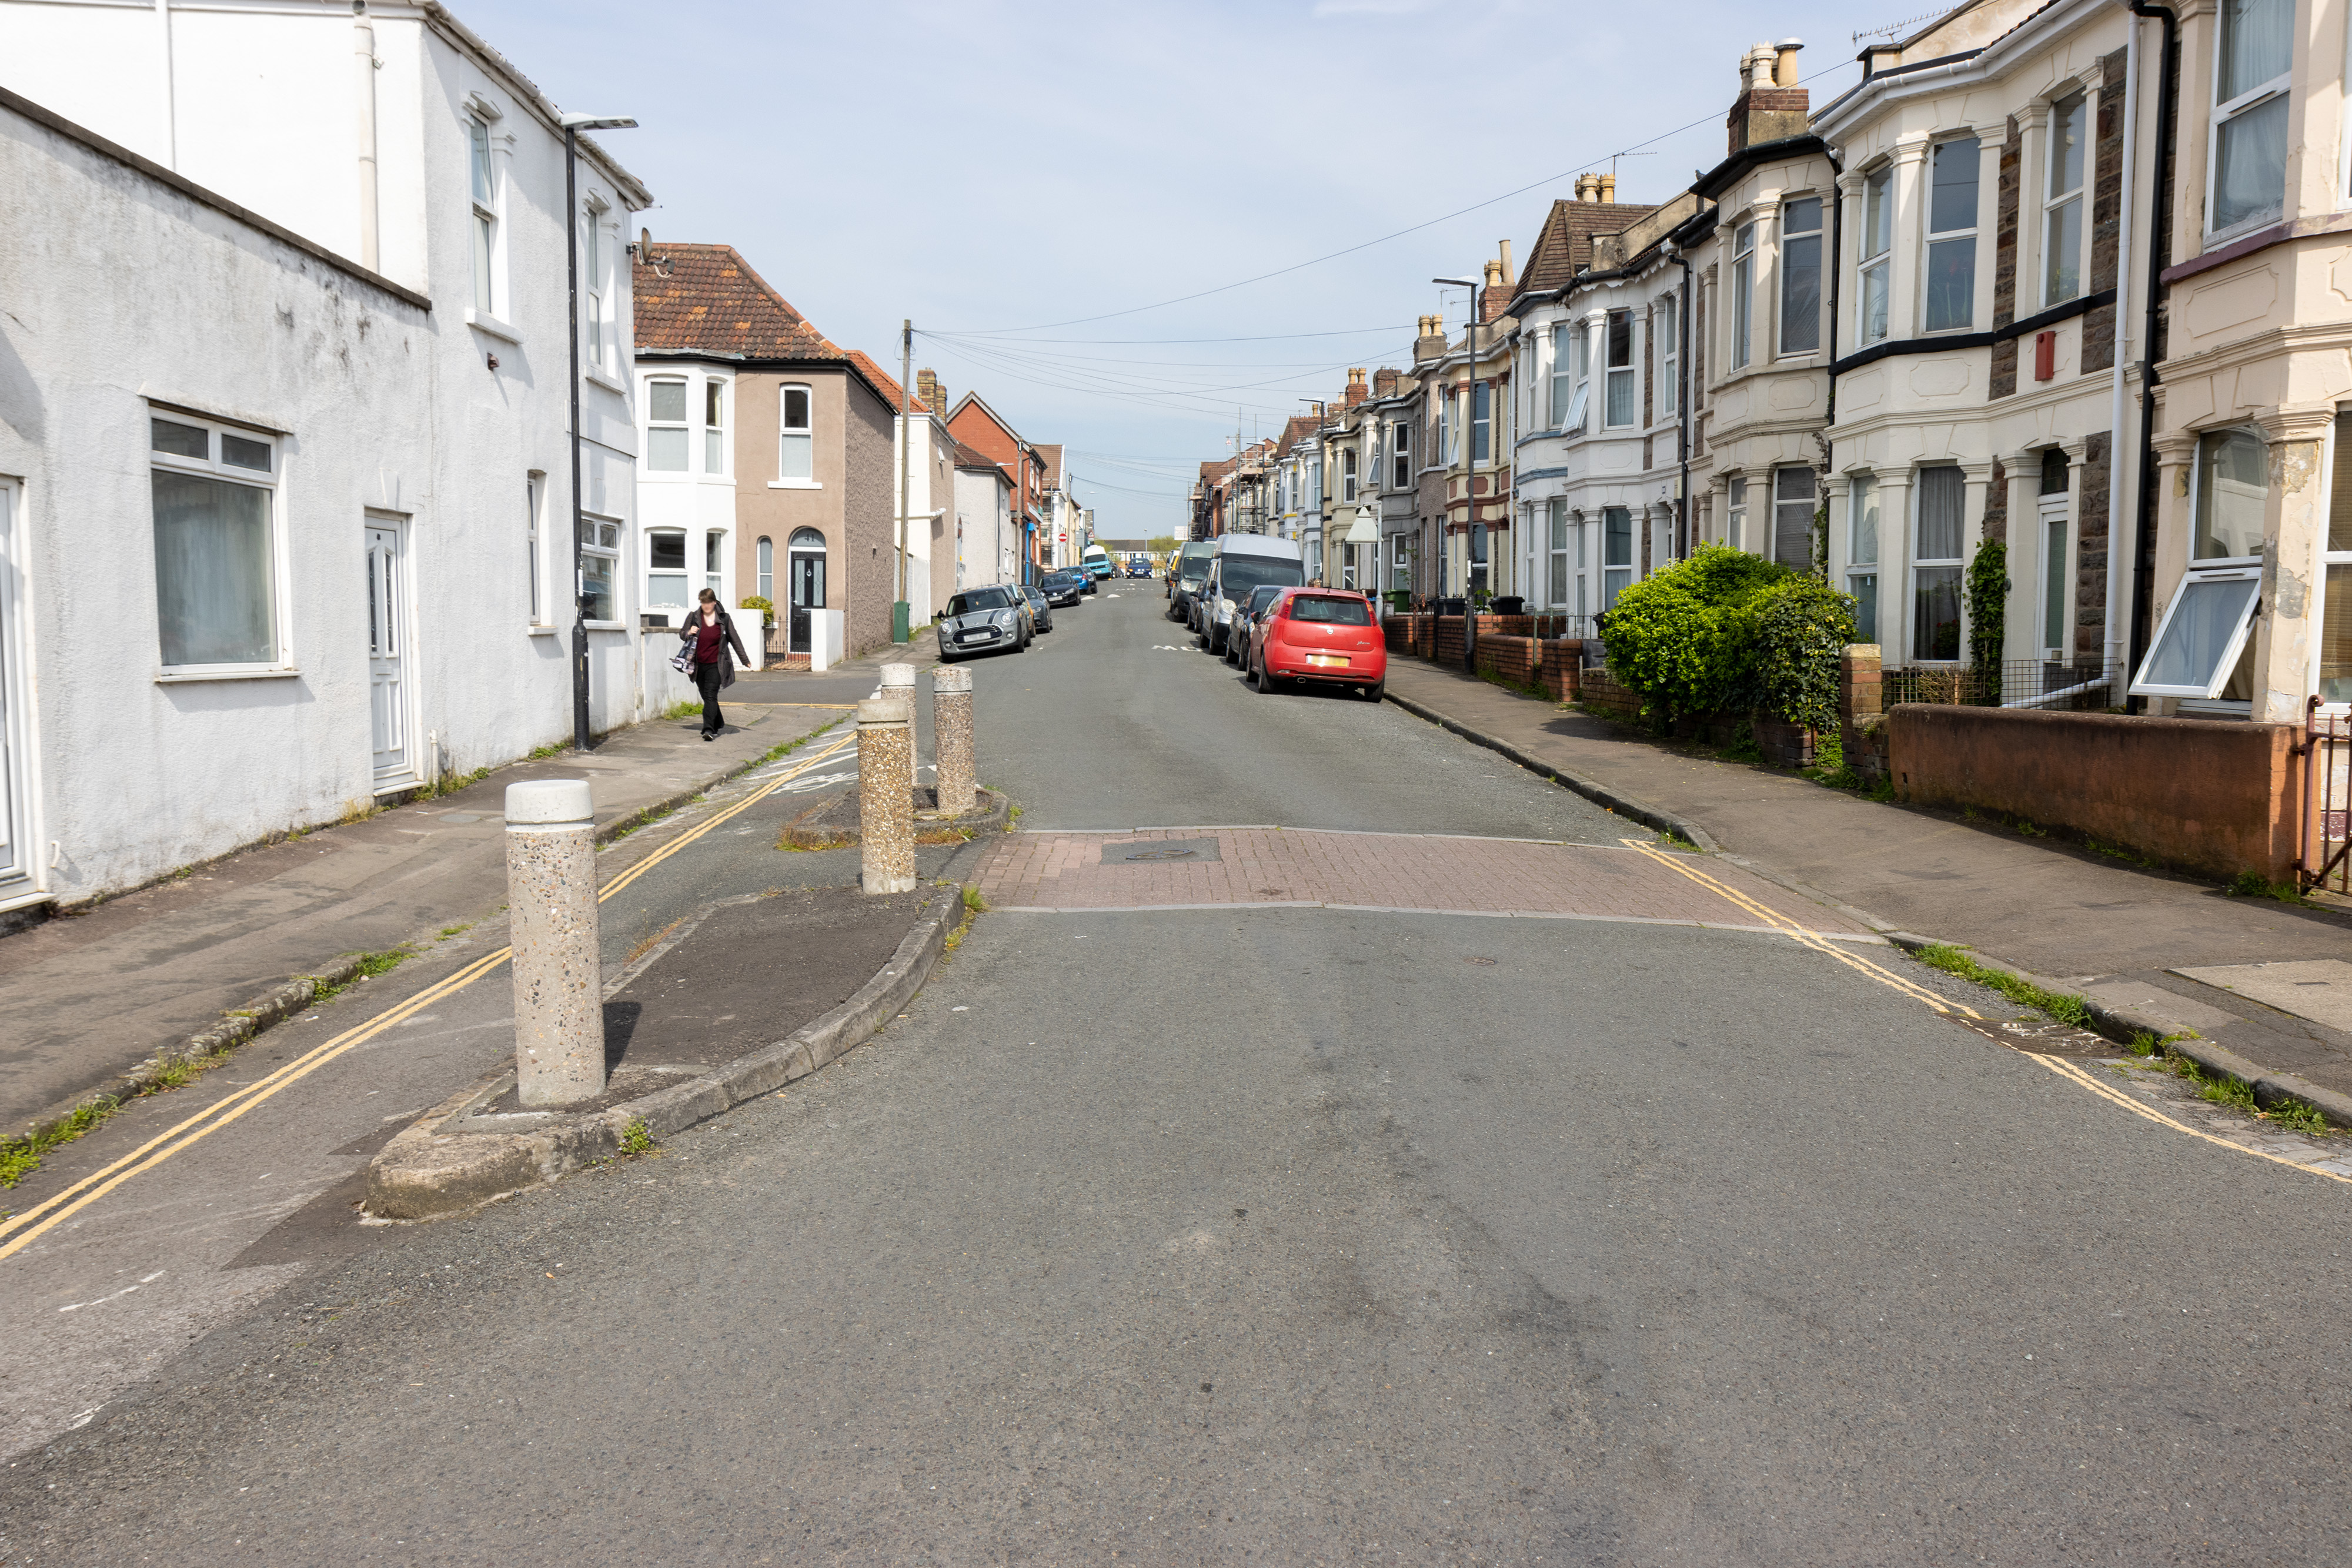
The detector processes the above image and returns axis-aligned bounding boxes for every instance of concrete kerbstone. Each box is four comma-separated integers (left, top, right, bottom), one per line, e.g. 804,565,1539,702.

363,883,961,1221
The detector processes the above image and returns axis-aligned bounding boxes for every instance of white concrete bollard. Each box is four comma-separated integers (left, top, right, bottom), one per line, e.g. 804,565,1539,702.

876,661,916,703
857,696,917,895
505,778,606,1107
931,664,976,817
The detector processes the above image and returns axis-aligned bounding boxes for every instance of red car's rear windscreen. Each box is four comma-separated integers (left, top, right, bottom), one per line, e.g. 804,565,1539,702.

1287,596,1372,626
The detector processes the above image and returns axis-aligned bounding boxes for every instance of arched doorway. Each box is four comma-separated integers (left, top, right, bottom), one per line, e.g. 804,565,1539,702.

787,527,827,654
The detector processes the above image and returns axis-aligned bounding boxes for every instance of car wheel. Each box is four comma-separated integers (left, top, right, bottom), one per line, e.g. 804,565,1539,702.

1257,662,1282,694
1362,681,1384,702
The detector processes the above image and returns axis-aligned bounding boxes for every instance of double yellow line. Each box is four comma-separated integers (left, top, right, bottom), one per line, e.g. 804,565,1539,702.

1621,838,1977,1018
2030,1054,2352,1186
0,727,857,1264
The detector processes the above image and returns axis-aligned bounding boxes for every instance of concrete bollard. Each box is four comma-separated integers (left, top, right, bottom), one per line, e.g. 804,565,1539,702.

877,661,916,703
931,664,976,817
505,778,605,1107
857,696,917,895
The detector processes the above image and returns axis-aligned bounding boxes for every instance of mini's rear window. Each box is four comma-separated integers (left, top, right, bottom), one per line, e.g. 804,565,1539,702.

1288,595,1372,626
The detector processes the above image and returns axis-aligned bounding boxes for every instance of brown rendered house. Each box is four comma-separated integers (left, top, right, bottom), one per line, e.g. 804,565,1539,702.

633,242,896,662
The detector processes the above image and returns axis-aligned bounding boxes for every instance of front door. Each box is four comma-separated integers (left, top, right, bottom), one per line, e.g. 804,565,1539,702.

365,521,412,788
788,529,827,654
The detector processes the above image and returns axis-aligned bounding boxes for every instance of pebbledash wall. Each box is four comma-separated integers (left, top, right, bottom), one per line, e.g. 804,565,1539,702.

0,0,650,909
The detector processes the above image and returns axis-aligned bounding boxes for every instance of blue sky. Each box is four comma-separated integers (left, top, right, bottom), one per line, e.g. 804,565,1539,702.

466,0,1876,539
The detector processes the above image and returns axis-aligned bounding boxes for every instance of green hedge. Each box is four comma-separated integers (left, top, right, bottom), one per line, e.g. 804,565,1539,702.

1598,544,1856,730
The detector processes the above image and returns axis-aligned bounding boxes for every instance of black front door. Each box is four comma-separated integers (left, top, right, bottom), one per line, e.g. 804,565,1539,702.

789,551,826,654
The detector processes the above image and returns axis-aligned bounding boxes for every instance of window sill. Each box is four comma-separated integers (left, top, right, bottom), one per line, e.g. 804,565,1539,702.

155,665,300,683
526,624,558,637
584,366,627,396
583,621,626,633
465,309,523,345
767,479,823,490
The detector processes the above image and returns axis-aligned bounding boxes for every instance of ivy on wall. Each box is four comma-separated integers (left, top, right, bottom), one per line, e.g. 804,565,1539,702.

1967,539,2008,693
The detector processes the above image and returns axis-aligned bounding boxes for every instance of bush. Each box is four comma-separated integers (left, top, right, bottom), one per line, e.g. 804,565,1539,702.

1755,576,1857,733
1600,544,1854,730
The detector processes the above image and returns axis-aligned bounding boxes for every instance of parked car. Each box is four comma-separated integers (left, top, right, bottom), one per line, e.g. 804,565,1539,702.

1040,570,1086,608
1168,539,1214,619
1127,556,1152,578
936,584,1030,661
1194,534,1306,656
1022,584,1054,633
1226,583,1289,669
1081,544,1114,581
1250,589,1385,700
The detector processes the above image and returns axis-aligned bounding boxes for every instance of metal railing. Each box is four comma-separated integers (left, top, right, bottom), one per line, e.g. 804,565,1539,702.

1880,660,2118,712
2300,700,2352,895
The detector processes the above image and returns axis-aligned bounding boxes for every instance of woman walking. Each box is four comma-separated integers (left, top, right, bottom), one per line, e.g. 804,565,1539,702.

679,589,751,741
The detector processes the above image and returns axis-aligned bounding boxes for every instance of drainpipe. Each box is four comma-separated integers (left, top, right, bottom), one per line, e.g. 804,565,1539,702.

154,0,176,168
1823,148,1844,580
353,1,379,271
2104,4,2144,687
2126,0,2180,704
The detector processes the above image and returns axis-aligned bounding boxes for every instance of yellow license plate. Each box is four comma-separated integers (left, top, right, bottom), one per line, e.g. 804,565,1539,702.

1305,654,1348,668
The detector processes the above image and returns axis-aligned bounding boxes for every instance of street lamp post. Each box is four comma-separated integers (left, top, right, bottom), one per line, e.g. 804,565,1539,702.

1434,274,1481,673
562,111,637,753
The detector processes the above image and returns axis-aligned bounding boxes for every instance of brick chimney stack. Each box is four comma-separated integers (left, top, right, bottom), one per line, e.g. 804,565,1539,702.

1372,366,1400,396
916,368,946,414
1344,367,1369,407
1414,315,1449,365
1728,38,1808,153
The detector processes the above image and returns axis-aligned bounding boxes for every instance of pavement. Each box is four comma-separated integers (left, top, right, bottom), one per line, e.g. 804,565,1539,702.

1382,651,2352,1098
4,587,2351,1565
0,698,852,1141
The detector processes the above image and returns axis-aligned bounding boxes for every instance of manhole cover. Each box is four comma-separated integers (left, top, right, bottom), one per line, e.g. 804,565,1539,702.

1102,837,1222,865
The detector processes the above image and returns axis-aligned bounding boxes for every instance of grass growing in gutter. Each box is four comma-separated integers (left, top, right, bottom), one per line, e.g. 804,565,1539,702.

313,948,410,1004
1912,943,2093,1028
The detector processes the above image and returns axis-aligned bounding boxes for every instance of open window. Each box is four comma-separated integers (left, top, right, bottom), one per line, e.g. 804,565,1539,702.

2131,569,2260,697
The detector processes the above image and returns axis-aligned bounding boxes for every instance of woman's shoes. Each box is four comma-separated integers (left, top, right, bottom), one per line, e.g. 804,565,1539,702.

700,730,716,742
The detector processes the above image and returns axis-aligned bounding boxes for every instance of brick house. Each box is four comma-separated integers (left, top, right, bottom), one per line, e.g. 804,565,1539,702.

946,394,1049,586
633,243,897,664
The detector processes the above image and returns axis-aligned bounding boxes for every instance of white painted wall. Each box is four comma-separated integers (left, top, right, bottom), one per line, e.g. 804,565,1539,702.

954,467,1015,591
0,0,650,904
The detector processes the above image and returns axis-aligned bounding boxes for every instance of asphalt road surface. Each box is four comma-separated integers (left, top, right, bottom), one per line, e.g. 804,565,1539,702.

4,588,2349,1566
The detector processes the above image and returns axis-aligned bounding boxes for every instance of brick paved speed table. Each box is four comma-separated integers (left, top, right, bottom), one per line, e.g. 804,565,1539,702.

975,827,1877,940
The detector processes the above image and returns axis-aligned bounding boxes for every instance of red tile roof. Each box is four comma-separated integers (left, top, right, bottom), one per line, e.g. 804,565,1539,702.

633,242,843,359
846,349,929,413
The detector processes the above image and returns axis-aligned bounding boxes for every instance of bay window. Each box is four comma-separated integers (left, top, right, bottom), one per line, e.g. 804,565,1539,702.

1548,499,1569,606
1779,197,1822,354
1342,447,1358,502
1603,506,1633,606
1389,424,1409,489
647,529,688,609
1604,311,1635,427
1472,381,1492,462
1859,167,1893,345
1727,476,1748,552
2044,94,2087,306
1773,467,1816,570
2211,0,2293,236
149,414,281,671
2133,427,2267,702
1550,324,1575,425
1912,466,1966,661
1925,136,1982,333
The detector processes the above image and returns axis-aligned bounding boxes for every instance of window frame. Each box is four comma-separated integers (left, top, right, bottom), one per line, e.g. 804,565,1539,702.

1471,379,1492,460
2191,425,2269,564
757,534,774,603
1727,476,1748,553
1547,497,1570,608
1566,320,1592,432
2129,566,2263,697
646,527,690,611
579,513,623,628
1772,466,1818,571
1923,135,1983,334
1656,294,1679,418
1847,474,1880,644
777,383,816,484
526,470,545,625
468,115,499,316
704,529,727,601
147,410,290,678
1859,165,1893,346
1602,506,1633,607
2208,0,2294,240
582,199,612,376
1549,323,1575,426
1603,310,1636,428
2042,93,2090,308
1341,447,1358,503
703,379,728,476
1389,423,1409,489
1910,465,1968,663
1778,196,1825,357
645,376,691,473
1730,222,1756,369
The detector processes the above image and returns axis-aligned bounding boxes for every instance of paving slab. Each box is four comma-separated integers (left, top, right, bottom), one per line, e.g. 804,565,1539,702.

2173,959,2352,1033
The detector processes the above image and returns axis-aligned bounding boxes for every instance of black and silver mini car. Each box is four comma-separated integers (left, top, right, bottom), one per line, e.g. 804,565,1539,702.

937,585,1030,661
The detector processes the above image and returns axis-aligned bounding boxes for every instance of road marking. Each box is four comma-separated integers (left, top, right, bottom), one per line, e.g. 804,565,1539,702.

2027,1054,2352,1186
0,728,858,1265
1619,839,2352,1189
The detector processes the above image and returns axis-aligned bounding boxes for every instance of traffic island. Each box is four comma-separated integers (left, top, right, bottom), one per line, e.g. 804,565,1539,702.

777,785,1011,850
362,880,965,1221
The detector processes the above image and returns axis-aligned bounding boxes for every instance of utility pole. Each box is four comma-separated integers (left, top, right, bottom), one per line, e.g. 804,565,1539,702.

893,317,911,643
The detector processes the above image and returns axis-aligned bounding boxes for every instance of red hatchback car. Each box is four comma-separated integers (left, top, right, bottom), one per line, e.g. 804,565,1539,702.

1249,589,1387,701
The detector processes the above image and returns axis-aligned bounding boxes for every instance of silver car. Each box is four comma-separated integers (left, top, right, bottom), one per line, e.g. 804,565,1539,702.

937,585,1030,661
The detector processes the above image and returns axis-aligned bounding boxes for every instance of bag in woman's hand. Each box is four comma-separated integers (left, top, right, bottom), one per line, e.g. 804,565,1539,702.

669,644,696,675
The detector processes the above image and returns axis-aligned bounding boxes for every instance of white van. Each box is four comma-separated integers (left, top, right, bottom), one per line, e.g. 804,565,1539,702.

1195,535,1306,656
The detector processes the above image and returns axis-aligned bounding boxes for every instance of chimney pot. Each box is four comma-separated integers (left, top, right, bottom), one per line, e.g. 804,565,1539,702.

1598,174,1616,203
1774,37,1803,86
1498,238,1515,285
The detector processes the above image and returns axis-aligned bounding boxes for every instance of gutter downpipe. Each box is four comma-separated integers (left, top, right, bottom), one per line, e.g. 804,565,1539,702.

1667,244,1693,561
1823,148,1844,580
353,1,379,271
2126,0,2180,708
2104,3,2143,688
